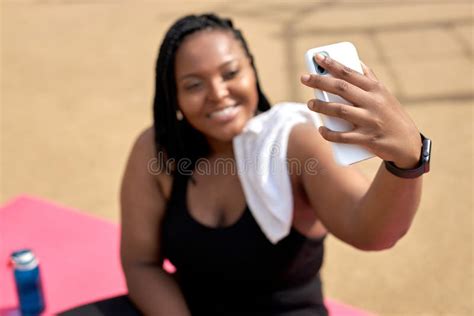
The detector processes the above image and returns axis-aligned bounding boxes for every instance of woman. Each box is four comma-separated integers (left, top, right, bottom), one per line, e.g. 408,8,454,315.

119,13,429,316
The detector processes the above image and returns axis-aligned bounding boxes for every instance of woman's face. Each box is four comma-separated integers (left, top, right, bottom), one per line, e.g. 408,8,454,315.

175,30,259,147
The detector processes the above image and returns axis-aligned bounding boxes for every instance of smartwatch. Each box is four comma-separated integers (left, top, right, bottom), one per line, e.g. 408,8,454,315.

384,133,431,179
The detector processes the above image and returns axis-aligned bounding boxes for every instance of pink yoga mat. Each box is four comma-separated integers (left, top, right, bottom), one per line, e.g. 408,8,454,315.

0,195,374,315
0,196,127,315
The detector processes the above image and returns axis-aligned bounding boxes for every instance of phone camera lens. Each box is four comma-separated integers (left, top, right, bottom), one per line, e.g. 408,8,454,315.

314,51,329,75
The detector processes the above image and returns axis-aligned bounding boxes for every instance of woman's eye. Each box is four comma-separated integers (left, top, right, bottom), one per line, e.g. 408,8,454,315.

184,82,202,91
223,69,239,80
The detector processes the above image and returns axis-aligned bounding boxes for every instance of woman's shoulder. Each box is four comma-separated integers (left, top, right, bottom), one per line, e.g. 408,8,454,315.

129,126,173,198
129,126,156,163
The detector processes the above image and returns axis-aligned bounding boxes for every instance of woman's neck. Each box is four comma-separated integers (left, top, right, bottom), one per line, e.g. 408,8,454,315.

206,138,235,159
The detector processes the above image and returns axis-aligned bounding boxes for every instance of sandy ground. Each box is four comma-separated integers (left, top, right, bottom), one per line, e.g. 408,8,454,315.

1,1,473,315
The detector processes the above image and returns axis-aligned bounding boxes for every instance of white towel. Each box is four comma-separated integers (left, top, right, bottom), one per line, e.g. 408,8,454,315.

233,102,322,244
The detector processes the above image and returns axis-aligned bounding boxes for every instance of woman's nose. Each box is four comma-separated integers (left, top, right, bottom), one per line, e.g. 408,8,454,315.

208,78,229,101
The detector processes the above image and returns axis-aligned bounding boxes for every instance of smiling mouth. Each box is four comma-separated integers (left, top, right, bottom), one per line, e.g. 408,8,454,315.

207,103,240,119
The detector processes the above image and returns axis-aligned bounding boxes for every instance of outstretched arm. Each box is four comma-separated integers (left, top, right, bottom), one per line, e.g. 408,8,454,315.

290,55,424,251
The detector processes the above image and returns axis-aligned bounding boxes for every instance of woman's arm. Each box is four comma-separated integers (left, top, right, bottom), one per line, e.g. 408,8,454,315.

290,55,425,251
289,124,422,251
353,159,422,250
120,127,190,315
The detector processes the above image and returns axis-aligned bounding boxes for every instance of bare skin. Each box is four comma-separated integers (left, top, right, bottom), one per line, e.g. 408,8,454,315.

120,30,423,315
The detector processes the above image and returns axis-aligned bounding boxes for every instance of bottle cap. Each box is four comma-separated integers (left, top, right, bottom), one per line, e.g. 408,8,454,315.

11,249,38,270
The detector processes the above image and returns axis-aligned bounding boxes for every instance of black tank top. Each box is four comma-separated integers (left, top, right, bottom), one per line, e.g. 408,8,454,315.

161,172,328,316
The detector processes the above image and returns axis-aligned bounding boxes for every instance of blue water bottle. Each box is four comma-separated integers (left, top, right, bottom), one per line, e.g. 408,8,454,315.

10,249,46,315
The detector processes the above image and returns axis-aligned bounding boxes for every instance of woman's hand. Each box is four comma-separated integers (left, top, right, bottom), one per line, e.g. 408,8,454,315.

301,54,422,169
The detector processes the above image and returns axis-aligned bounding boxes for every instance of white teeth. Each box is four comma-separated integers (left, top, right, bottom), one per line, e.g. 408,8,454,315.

209,104,238,118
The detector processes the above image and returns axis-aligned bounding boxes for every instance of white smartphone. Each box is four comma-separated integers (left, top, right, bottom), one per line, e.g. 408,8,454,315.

304,41,375,166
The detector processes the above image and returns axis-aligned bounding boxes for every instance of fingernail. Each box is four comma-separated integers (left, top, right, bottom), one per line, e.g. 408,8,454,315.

308,100,314,109
301,74,310,82
315,53,326,63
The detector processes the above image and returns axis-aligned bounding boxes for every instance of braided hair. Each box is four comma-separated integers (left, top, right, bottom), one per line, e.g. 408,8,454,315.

152,13,271,175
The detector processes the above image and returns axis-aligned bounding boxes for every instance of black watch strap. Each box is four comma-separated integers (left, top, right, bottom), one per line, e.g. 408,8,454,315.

384,133,431,179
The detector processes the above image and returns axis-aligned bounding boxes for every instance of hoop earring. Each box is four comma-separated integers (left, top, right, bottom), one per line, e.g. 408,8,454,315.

176,110,183,121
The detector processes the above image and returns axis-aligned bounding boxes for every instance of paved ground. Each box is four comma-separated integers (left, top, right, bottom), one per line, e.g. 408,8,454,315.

1,1,473,315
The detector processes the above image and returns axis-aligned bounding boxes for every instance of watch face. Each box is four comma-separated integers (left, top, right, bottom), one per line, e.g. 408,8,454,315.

384,134,431,178
422,137,431,173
